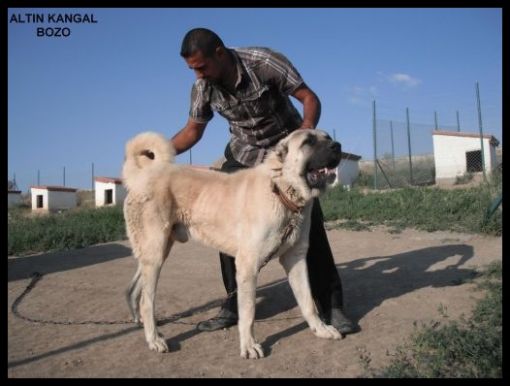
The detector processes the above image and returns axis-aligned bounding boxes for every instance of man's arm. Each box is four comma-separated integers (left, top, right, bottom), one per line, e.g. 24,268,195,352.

171,119,207,155
291,84,321,130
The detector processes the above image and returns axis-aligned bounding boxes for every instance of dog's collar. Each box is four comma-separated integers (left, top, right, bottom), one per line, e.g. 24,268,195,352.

272,183,304,213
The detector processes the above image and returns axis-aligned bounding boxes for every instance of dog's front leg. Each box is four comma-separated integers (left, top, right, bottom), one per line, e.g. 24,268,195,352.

279,245,341,340
236,259,264,359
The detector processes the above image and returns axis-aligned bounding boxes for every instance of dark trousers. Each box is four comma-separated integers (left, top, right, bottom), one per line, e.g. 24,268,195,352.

219,145,345,316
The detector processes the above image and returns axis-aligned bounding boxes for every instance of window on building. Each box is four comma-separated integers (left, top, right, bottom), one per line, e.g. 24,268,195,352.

105,189,113,205
466,150,483,172
36,195,43,208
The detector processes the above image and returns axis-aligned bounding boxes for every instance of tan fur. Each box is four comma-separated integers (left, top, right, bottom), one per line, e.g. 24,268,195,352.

123,129,342,359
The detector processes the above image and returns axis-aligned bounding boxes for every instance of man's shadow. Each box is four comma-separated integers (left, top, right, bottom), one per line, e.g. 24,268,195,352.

145,243,477,354
252,243,477,353
336,243,477,321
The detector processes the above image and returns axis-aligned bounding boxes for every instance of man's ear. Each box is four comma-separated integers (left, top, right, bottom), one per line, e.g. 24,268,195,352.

215,46,226,58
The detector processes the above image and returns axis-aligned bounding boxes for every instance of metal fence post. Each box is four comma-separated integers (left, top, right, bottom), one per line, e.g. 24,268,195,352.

406,107,413,185
476,81,487,181
372,100,378,189
390,120,396,170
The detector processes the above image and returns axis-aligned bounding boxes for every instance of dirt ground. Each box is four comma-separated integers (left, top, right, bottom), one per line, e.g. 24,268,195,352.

7,226,501,378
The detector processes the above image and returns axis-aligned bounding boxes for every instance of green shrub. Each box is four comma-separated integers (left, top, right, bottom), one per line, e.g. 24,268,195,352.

8,206,126,256
320,177,501,236
372,261,502,378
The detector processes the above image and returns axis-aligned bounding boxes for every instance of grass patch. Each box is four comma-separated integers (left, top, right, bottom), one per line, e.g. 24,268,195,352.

8,168,501,255
8,205,126,256
320,176,501,236
364,261,502,378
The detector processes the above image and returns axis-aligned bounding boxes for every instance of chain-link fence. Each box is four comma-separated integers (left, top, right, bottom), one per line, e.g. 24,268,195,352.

370,118,460,188
364,115,453,189
362,83,501,189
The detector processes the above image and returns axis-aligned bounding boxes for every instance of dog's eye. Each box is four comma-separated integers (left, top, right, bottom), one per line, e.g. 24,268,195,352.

302,135,317,146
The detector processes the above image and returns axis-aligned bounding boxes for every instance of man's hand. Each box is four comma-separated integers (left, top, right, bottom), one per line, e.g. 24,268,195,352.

171,119,207,155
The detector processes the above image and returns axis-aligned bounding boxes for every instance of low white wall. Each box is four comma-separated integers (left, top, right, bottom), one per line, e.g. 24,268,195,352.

8,192,22,207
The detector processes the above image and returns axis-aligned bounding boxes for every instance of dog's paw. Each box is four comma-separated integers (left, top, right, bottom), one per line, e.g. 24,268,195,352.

133,316,143,327
312,322,342,340
240,342,264,359
148,336,169,353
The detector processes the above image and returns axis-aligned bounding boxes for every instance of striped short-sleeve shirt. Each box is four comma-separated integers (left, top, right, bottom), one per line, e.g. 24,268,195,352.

188,47,305,166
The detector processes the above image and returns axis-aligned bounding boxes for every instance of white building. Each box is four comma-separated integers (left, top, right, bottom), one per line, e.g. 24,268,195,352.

94,177,127,207
334,152,362,189
8,190,22,207
432,130,500,184
30,186,78,212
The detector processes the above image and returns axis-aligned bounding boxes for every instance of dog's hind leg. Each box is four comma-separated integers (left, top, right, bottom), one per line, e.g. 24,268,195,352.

126,262,143,324
279,244,341,341
139,238,174,353
236,255,264,359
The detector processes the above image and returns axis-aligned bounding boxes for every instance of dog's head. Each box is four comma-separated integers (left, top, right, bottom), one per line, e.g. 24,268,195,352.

270,129,342,198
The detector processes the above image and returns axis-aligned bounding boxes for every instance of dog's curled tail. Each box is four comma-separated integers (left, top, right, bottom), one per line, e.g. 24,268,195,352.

122,131,175,192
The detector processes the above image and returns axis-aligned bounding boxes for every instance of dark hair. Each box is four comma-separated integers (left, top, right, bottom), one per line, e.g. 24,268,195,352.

180,28,225,58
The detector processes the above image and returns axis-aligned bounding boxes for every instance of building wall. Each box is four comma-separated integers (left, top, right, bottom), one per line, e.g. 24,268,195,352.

334,159,360,188
31,188,77,211
31,188,49,210
433,135,497,180
115,184,127,205
95,181,127,207
8,192,22,207
48,191,77,210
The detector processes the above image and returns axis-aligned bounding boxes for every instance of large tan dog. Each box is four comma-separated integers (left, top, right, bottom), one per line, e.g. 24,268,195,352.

122,129,343,359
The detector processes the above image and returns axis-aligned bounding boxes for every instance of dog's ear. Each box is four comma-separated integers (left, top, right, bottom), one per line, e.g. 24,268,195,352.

274,139,288,162
140,149,155,160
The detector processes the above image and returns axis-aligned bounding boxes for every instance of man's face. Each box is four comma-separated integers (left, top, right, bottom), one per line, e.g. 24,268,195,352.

185,50,223,83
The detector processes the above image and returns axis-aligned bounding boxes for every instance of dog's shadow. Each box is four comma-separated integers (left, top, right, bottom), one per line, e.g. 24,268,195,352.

8,243,132,281
165,243,477,355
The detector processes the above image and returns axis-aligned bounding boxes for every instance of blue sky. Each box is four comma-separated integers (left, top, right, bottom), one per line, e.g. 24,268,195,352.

8,8,502,192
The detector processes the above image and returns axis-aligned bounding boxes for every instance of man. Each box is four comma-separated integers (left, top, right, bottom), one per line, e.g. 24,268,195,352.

171,28,357,335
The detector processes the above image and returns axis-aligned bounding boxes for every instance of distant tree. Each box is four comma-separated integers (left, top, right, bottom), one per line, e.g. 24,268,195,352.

8,179,19,191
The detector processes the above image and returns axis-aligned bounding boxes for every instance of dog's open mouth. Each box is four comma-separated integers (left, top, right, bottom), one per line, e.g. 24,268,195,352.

306,167,337,188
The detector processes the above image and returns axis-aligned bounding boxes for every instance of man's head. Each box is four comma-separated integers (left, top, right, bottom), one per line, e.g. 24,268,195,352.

180,28,232,83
